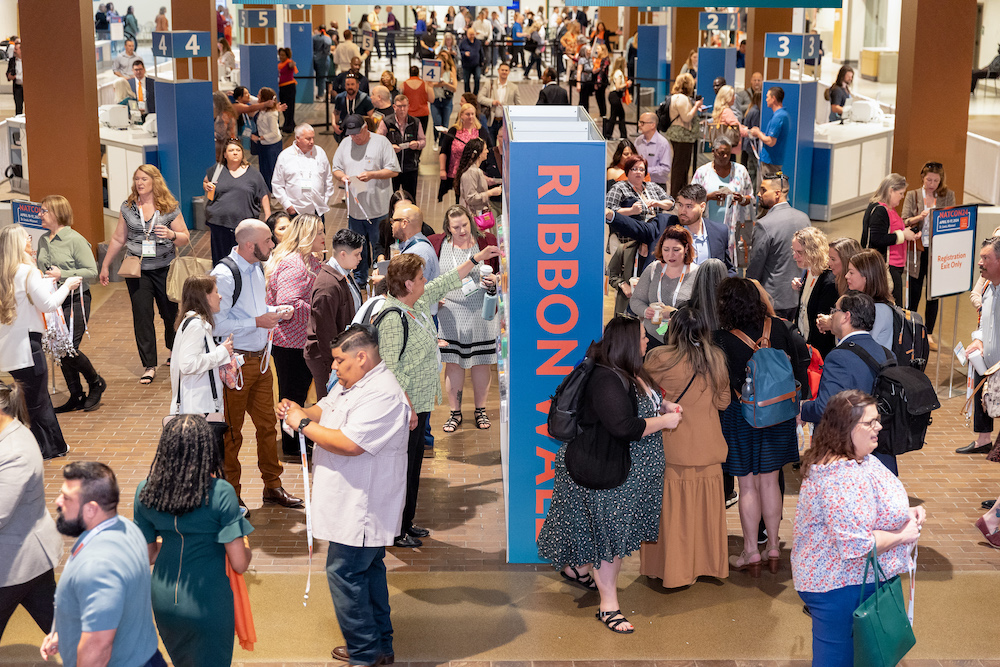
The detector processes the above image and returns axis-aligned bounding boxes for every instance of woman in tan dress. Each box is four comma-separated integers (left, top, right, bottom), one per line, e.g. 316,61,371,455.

640,305,731,587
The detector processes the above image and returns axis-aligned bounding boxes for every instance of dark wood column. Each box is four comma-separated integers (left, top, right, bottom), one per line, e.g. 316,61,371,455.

671,7,700,87
892,0,976,201
746,8,792,80
171,0,218,84
20,0,103,248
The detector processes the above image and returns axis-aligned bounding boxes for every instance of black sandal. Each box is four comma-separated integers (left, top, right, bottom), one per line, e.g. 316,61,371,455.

596,609,634,634
475,407,491,430
560,565,597,590
442,411,463,433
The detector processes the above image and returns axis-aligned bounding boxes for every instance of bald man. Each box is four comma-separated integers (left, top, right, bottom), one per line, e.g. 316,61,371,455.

633,111,672,191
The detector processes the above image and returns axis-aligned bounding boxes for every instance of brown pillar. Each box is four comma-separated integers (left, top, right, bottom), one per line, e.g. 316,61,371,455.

20,0,103,248
672,7,700,86
171,0,217,85
892,0,976,202
746,8,792,80
244,4,277,46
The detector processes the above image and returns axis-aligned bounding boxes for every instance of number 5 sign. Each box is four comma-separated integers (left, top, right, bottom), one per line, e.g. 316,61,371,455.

152,31,211,58
361,30,374,51
422,59,442,83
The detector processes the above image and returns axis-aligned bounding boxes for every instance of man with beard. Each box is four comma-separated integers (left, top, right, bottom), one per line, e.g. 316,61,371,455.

211,219,302,516
41,462,164,667
746,174,809,320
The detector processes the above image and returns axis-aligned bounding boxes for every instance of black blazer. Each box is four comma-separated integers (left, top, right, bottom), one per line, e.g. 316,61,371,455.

579,366,645,451
860,201,895,261
794,268,839,358
537,84,570,105
128,76,156,114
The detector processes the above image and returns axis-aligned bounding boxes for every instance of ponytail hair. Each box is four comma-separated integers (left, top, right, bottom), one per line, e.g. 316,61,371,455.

0,380,30,427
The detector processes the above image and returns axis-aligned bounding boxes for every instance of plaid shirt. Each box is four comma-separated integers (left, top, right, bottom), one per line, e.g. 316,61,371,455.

605,180,668,222
377,269,462,413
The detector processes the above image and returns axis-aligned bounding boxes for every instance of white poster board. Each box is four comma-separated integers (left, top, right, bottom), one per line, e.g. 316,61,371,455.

421,58,442,83
110,22,125,41
928,205,978,299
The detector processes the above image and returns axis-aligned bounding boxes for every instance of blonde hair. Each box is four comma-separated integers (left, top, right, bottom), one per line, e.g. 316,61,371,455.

452,102,482,130
793,227,830,274
41,195,74,227
126,164,178,214
0,225,32,326
265,214,323,280
712,85,735,122
870,172,907,205
672,73,695,96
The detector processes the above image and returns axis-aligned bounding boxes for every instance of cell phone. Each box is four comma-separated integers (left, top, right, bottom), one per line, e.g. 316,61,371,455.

377,260,390,275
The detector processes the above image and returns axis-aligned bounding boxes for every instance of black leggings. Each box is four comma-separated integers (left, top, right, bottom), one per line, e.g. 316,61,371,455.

60,289,101,398
908,251,939,334
594,85,607,117
10,333,68,459
279,83,297,132
606,90,627,139
271,344,312,455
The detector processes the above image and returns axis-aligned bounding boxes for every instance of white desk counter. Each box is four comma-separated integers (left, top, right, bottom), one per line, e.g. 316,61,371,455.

100,126,158,213
809,120,894,222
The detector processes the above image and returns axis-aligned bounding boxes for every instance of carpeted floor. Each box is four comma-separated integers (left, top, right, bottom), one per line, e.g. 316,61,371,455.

2,570,994,664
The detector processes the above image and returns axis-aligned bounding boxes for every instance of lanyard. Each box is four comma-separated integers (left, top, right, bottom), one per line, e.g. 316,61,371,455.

906,542,918,624
141,209,159,240
68,284,90,342
298,430,314,605
70,516,120,559
656,262,687,307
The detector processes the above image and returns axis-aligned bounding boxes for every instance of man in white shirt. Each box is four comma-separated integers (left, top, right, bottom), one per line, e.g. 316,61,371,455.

332,115,400,288
111,39,140,78
271,124,337,218
477,61,521,140
454,8,468,34
277,325,410,667
333,29,362,74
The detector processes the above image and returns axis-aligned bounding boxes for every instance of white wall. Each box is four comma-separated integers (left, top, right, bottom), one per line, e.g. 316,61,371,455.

0,2,18,42
979,0,1000,68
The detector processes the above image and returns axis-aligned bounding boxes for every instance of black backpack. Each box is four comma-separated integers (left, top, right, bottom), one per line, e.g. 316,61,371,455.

546,352,596,443
217,256,264,307
372,306,409,359
891,305,930,371
656,95,676,132
846,342,940,456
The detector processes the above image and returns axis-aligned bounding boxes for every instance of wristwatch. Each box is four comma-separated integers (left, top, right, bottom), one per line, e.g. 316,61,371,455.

471,254,482,265
298,417,312,432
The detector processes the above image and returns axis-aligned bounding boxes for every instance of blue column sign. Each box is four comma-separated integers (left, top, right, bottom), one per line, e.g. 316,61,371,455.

152,31,211,60
699,12,738,31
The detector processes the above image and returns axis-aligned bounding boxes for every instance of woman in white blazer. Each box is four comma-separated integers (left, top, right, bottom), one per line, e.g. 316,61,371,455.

170,274,234,416
0,380,64,642
0,225,81,459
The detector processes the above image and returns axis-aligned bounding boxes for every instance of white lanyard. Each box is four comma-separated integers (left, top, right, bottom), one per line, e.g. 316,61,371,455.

656,262,687,307
906,542,918,624
68,284,90,341
142,209,159,240
70,516,120,560
298,430,314,605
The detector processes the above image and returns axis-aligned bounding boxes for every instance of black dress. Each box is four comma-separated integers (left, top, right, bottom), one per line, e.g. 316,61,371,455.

794,268,839,358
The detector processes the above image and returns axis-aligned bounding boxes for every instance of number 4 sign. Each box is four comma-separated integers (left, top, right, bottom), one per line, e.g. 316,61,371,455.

152,31,210,59
422,59,442,83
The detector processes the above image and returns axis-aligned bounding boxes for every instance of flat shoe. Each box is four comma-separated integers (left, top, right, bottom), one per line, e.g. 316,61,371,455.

956,441,992,454
407,525,430,538
983,499,997,510
596,609,634,634
393,533,422,548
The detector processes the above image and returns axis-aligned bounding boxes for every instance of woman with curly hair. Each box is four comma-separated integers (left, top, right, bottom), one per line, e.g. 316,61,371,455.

792,226,838,358
134,415,253,667
99,164,190,385
453,138,501,217
265,214,325,457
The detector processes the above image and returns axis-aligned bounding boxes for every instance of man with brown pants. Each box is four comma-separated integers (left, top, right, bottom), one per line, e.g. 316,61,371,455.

211,219,303,517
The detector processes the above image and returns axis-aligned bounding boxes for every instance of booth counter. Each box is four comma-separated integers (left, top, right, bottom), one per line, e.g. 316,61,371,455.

100,126,159,214
809,119,894,222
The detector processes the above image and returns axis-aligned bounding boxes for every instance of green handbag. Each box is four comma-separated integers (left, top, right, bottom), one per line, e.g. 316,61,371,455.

853,544,916,667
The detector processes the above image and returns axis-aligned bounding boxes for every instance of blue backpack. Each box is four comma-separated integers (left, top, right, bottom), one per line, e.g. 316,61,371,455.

731,319,800,428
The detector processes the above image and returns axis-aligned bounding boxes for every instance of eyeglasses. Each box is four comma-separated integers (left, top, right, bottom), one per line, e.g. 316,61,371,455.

924,161,942,169
39,208,49,214
858,417,881,429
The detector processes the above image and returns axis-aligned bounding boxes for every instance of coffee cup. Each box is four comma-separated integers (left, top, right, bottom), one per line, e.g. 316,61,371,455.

650,302,665,325
969,349,988,375
629,276,640,287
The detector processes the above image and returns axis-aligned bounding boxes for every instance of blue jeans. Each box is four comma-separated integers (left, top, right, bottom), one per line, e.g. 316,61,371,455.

798,579,888,667
348,215,385,289
313,57,329,97
430,98,453,142
385,33,397,59
326,543,393,666
463,64,481,95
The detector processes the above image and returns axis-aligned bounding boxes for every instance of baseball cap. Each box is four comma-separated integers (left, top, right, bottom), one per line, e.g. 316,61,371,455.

343,114,365,136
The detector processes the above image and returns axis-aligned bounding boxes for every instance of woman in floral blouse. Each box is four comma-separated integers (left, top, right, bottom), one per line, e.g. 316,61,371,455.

792,389,925,666
265,214,324,457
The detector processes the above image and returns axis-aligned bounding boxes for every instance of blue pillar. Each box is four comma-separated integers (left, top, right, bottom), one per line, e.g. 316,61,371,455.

761,80,816,213
284,22,314,104
155,81,215,226
696,47,737,102
239,44,279,99
637,25,669,104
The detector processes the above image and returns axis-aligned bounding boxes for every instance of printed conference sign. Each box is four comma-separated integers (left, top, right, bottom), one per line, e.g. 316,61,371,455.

12,200,47,250
928,205,978,300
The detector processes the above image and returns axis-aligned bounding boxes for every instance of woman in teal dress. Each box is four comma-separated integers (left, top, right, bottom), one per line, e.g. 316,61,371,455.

134,415,253,666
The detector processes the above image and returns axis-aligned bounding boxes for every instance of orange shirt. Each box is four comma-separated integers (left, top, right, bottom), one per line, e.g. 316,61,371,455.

403,77,430,117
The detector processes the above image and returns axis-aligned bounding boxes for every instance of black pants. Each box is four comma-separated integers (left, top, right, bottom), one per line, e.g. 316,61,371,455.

279,83,297,132
578,80,594,113
669,140,695,197
271,344,313,456
972,69,995,93
889,264,905,308
606,90,627,139
400,411,430,536
509,45,524,67
908,251,939,334
392,171,419,203
60,290,100,398
385,33,397,59
10,333,68,459
208,223,237,267
594,84,608,117
12,82,23,115
973,369,994,435
0,569,56,641
125,266,177,369
525,51,543,78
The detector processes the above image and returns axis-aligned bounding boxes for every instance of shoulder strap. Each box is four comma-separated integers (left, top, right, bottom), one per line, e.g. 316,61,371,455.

758,318,772,349
174,318,221,412
729,328,758,352
844,342,894,393
675,373,697,403
218,256,243,306
373,306,409,358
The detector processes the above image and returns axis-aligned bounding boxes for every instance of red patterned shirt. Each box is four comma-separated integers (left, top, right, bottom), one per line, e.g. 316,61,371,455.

266,252,321,349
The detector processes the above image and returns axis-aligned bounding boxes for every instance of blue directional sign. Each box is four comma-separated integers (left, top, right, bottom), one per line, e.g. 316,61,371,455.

238,9,277,28
699,12,738,31
764,32,821,60
152,31,211,59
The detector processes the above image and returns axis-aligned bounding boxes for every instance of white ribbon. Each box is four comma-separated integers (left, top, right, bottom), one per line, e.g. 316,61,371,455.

299,430,313,606
68,284,90,343
906,541,917,625
260,328,274,374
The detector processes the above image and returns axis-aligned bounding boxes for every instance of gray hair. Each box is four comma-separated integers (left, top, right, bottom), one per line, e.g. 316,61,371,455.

712,135,734,150
234,219,270,245
293,123,314,138
982,235,1000,260
370,85,391,105
870,172,907,205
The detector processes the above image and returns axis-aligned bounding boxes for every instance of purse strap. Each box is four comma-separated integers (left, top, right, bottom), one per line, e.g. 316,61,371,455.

675,373,697,403
174,317,222,414
858,542,888,605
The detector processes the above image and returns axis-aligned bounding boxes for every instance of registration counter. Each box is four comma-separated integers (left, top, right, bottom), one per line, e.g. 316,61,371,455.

809,119,894,222
100,126,159,214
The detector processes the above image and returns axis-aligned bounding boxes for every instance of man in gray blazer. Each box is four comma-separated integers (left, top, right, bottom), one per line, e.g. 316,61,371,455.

0,388,63,640
746,173,809,320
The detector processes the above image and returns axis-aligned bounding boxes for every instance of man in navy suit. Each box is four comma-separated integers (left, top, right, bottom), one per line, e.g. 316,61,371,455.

799,290,898,473
127,59,155,115
605,182,735,275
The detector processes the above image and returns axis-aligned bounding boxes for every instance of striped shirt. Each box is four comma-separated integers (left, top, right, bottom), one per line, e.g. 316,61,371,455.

121,201,180,271
312,361,411,547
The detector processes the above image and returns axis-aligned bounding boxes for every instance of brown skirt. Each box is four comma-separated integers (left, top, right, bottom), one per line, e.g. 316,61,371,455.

639,463,729,588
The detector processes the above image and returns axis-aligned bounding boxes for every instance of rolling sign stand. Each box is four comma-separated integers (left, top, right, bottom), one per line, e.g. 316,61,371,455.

927,205,978,396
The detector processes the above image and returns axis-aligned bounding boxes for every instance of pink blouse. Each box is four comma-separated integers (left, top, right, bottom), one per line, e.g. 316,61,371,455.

792,456,911,593
449,128,479,178
265,252,321,349
887,205,907,269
